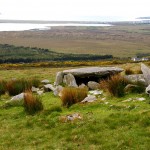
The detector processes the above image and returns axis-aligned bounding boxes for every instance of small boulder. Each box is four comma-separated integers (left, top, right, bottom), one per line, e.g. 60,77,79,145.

79,83,88,89
81,95,97,103
44,84,55,92
37,90,44,95
6,93,24,106
31,86,40,93
88,81,100,90
41,79,50,84
89,90,103,96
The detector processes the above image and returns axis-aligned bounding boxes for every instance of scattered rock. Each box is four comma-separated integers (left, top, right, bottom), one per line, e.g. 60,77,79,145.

31,86,40,93
44,84,55,92
122,98,133,102
37,90,44,95
104,102,109,104
54,72,64,86
81,95,97,103
87,81,100,90
89,90,103,96
136,97,146,101
59,113,82,122
41,79,50,84
122,97,146,102
63,73,78,87
141,63,150,85
101,97,106,101
6,93,24,106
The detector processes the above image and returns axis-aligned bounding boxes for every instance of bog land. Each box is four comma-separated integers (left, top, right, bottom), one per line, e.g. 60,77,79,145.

0,23,150,57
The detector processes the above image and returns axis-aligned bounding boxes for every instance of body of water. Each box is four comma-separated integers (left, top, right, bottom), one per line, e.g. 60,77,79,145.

0,23,112,31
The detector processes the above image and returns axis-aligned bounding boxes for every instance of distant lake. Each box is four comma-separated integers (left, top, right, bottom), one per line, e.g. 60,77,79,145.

0,23,112,31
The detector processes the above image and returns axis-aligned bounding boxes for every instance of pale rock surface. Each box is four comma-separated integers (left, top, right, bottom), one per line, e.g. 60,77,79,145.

81,95,97,103
88,81,100,90
54,72,64,86
41,79,50,84
63,73,78,87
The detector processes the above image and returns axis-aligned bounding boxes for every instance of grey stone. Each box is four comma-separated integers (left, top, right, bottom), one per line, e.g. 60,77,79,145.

79,83,87,89
44,84,55,92
63,67,123,77
37,90,44,95
54,72,64,86
136,97,146,101
88,81,100,90
81,95,97,103
89,90,103,96
31,86,40,93
6,93,24,106
63,73,78,87
41,79,50,84
125,74,146,85
141,63,150,85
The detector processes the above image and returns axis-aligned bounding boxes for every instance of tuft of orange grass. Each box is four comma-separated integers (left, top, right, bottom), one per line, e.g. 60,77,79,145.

24,91,43,115
60,87,88,107
100,74,129,97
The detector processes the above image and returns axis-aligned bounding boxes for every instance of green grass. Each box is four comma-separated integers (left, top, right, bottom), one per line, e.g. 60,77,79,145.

0,91,150,149
0,65,150,149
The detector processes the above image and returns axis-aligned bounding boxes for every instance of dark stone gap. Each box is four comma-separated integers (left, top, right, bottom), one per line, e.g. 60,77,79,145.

74,75,111,85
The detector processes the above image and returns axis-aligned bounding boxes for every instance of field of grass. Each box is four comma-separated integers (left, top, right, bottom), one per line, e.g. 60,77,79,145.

0,64,150,149
0,24,150,57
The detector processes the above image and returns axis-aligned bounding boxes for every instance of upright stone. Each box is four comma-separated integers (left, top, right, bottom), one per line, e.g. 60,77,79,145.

54,72,64,86
141,63,150,85
63,73,78,87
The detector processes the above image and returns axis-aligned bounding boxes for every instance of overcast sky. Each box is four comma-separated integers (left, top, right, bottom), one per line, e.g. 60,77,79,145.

0,0,150,21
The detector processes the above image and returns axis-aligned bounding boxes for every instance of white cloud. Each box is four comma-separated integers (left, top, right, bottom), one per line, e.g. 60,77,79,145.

0,0,149,20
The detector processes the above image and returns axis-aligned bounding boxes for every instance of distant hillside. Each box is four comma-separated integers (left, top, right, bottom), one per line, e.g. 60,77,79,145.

0,44,113,63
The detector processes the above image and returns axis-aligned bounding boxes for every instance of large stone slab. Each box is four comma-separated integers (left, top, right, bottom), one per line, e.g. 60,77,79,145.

62,67,123,77
141,63,150,85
